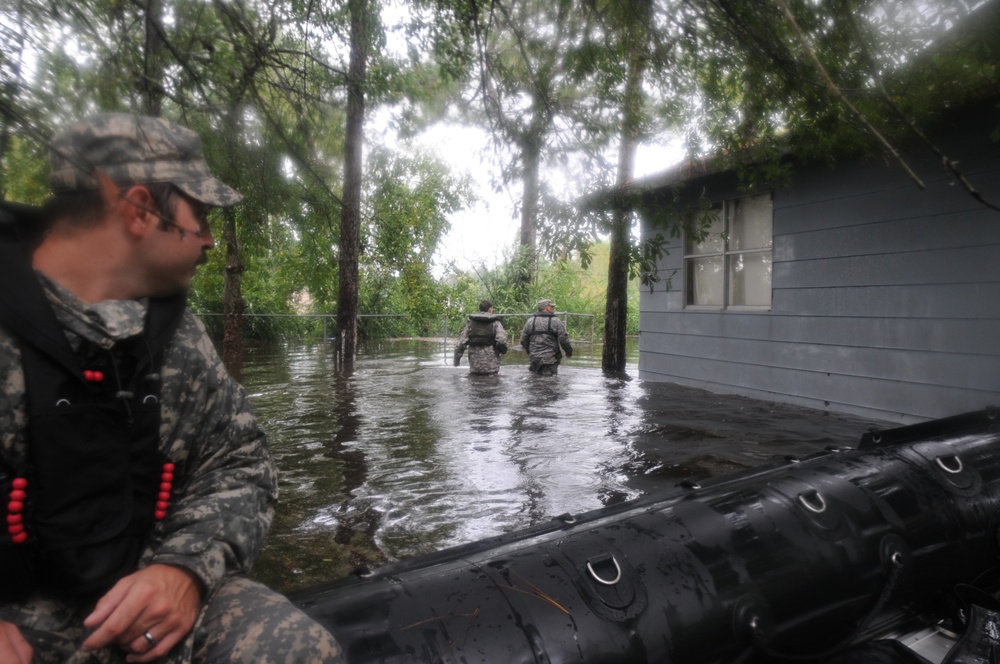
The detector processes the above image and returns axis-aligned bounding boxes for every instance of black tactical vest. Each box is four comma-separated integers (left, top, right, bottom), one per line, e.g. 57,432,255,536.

466,314,499,347
524,313,558,351
0,206,186,599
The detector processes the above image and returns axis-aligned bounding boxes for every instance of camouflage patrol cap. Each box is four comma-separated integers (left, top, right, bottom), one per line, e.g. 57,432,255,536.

49,113,242,207
537,299,555,311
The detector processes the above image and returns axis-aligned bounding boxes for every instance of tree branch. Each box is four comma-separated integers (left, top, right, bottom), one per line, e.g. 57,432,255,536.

839,5,1000,213
775,0,926,189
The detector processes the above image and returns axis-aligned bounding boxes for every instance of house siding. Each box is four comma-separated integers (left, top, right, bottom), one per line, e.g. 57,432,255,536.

637,114,1000,424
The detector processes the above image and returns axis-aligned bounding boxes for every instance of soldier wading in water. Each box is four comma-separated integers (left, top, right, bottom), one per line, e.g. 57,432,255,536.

453,300,508,375
519,299,573,376
0,114,343,663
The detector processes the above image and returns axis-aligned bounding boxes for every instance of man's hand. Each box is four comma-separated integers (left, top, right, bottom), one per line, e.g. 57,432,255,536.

82,564,203,662
0,621,32,664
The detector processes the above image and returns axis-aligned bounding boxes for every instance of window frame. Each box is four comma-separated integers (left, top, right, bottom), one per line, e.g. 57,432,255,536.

682,193,773,312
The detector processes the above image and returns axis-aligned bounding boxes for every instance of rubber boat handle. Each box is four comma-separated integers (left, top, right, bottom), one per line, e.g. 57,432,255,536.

586,554,622,586
936,455,964,474
798,490,827,514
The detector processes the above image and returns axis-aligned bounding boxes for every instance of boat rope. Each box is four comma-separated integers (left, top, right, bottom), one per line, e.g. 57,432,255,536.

733,551,906,662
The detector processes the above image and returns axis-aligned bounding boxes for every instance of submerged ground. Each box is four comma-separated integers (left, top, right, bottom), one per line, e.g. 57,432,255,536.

242,338,892,593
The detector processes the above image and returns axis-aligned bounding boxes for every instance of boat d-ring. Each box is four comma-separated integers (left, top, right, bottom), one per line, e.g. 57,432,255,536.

798,490,827,514
143,395,159,404
586,554,622,586
936,455,964,474
55,398,71,407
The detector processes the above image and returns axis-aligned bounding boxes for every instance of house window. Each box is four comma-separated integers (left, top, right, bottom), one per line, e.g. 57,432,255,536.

684,194,772,309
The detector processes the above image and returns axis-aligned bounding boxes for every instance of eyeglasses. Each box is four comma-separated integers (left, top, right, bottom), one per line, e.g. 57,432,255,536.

129,192,215,241
159,216,213,241
114,185,216,242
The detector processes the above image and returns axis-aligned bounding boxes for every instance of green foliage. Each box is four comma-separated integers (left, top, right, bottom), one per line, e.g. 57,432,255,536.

353,144,476,337
675,0,999,173
0,134,48,203
3,0,997,348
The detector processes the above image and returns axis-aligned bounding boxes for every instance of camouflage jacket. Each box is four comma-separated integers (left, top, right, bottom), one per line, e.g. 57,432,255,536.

0,274,277,612
454,315,508,375
519,313,573,365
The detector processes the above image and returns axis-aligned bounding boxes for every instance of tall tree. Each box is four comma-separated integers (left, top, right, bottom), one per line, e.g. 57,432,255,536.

359,145,475,334
0,0,29,200
140,0,165,116
439,0,595,294
602,0,650,375
189,1,281,376
336,0,370,372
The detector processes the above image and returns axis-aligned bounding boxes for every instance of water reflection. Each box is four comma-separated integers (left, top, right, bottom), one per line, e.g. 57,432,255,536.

244,338,888,592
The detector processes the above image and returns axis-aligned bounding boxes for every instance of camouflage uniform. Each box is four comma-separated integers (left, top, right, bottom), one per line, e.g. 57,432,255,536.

519,302,573,376
0,113,343,663
0,273,343,663
47,113,244,207
453,314,508,375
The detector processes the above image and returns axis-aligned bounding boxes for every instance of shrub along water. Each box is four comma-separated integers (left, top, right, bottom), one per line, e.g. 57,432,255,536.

440,242,641,339
192,241,640,342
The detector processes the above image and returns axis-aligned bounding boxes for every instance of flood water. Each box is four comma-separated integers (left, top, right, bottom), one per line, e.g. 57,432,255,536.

243,338,892,593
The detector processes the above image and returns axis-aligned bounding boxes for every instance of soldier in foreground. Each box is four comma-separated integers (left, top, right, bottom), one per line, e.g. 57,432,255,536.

453,299,508,375
519,299,573,375
0,114,343,663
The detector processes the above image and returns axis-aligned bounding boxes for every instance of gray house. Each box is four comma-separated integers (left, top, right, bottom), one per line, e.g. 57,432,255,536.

630,100,1000,424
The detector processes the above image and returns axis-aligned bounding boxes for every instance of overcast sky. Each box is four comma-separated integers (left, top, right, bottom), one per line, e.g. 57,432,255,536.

409,122,685,277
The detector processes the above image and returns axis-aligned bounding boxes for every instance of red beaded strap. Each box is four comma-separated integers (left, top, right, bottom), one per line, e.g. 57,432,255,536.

6,477,27,544
83,370,105,383
155,462,175,520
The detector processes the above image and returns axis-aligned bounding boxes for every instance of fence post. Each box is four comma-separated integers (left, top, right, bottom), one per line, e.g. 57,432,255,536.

442,316,448,365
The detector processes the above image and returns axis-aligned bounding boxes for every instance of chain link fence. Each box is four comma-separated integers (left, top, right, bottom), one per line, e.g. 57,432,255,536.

196,312,597,345
441,312,595,346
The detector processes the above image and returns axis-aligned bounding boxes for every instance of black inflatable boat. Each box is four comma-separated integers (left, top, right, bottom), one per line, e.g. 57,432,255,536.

290,408,1000,663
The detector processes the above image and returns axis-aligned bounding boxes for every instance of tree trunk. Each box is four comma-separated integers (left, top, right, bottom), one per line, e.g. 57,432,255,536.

222,205,245,381
519,136,540,281
141,0,164,116
512,138,541,299
0,2,28,200
603,210,631,375
336,0,368,374
602,2,649,375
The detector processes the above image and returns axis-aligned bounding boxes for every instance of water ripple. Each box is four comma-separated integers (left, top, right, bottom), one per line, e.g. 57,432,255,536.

243,338,888,590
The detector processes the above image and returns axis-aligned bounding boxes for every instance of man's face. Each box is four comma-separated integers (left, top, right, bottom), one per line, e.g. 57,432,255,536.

143,192,216,295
